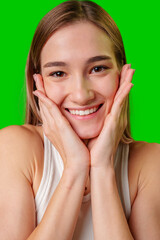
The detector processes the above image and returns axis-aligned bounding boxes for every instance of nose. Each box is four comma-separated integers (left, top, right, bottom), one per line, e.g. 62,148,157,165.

69,77,95,105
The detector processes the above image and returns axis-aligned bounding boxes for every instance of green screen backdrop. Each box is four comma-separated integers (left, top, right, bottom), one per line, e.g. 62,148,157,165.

0,0,160,143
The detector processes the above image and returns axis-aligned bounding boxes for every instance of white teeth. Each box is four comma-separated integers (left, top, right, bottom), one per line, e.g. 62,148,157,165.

69,106,99,116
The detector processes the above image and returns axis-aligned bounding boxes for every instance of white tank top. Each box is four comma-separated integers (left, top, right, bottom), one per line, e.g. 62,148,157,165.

35,132,131,239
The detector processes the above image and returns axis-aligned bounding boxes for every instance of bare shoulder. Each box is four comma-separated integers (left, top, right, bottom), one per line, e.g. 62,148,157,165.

128,142,160,238
128,140,160,206
0,124,44,192
0,123,43,144
0,125,45,237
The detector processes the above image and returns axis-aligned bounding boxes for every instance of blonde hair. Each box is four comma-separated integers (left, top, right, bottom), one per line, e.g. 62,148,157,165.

25,0,135,144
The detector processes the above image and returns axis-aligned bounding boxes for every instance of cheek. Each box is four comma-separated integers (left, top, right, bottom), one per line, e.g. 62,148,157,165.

113,72,120,94
43,82,65,105
99,72,119,98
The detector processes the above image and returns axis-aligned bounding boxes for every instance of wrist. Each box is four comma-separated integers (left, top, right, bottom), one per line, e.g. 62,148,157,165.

62,167,89,190
91,154,115,169
90,166,117,196
64,162,89,176
91,164,115,181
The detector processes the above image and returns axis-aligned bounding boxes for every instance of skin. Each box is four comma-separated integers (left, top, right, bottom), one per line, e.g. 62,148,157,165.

39,21,121,141
0,20,160,240
32,21,135,239
33,21,134,167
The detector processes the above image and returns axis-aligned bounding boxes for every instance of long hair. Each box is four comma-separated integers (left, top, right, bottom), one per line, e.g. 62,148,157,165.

25,0,135,144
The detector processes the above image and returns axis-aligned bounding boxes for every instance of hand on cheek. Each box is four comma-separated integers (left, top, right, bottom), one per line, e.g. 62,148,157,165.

32,73,90,174
88,64,135,168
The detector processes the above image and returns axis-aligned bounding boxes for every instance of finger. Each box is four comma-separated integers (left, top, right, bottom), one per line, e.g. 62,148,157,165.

111,83,133,117
120,63,131,85
38,99,67,158
33,74,46,94
115,68,135,101
38,97,66,149
122,67,135,84
119,64,131,89
39,100,52,126
33,90,67,125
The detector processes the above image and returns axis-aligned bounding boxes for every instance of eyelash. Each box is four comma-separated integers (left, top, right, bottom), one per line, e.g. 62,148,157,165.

49,65,109,78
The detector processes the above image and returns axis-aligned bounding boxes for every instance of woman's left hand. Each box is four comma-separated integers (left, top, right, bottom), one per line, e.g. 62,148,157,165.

87,64,135,168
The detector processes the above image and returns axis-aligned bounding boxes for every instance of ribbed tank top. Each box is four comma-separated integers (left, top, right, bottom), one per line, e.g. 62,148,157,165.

35,132,131,239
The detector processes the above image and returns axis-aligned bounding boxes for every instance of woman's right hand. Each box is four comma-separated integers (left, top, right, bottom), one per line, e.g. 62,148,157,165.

33,74,90,176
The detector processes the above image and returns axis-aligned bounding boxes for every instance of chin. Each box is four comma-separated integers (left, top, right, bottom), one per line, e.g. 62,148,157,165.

74,124,102,140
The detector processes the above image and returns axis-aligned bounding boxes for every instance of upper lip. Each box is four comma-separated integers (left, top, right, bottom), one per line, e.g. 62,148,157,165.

65,103,103,111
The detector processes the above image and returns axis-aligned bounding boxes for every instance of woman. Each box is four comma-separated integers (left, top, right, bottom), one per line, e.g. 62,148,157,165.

0,0,160,239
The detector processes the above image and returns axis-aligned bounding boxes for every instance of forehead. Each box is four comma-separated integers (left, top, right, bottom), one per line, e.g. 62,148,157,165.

41,21,116,64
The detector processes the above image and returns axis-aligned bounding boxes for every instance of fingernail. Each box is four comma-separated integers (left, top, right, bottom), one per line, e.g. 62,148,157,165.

33,74,37,82
128,64,131,69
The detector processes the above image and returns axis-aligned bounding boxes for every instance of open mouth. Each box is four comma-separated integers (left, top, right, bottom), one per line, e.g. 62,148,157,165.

65,104,103,116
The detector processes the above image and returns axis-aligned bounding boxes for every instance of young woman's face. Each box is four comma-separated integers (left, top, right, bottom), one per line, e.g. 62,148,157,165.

40,21,120,140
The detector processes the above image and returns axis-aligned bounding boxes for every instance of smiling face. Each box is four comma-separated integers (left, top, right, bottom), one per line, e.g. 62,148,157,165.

40,21,120,140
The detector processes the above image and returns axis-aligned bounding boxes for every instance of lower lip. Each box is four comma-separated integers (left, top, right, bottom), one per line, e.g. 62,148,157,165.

66,105,104,120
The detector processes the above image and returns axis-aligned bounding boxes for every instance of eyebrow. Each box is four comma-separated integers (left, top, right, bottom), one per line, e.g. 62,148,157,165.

43,55,112,68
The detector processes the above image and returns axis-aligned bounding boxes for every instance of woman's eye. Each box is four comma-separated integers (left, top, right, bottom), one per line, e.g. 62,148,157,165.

49,71,65,78
49,65,109,78
91,65,108,73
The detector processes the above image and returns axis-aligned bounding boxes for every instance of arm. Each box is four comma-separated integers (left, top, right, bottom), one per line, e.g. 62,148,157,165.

0,126,36,239
28,167,88,240
87,64,135,239
91,143,160,240
0,125,89,240
91,165,133,240
128,143,160,240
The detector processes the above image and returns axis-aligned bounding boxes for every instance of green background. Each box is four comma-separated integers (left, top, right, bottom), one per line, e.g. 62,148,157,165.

0,0,159,143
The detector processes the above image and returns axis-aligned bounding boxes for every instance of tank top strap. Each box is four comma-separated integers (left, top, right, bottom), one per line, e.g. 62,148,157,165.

35,132,64,224
35,132,53,211
114,142,131,220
